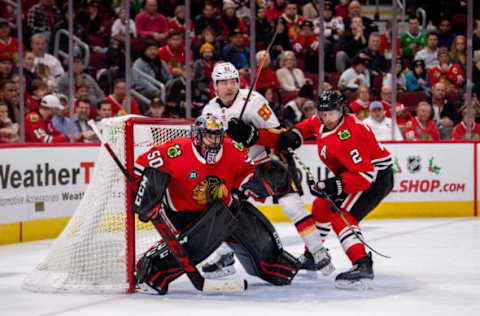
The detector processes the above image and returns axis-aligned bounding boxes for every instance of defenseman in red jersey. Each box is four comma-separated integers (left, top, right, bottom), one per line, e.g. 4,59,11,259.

133,114,299,294
284,90,394,288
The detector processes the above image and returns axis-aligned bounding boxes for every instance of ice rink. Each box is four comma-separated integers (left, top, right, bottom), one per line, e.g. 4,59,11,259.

1,217,479,316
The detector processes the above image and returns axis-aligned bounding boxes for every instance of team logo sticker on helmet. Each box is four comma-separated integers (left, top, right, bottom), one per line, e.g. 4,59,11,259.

166,144,182,158
192,176,229,205
337,129,351,141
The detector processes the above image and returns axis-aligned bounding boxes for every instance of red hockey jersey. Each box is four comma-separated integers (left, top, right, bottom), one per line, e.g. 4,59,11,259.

450,122,480,140
134,137,255,212
295,114,392,194
24,111,69,143
404,117,440,140
429,64,464,92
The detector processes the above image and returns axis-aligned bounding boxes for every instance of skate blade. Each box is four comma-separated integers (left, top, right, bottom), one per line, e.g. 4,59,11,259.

320,263,335,276
335,278,373,290
202,265,236,279
136,283,165,295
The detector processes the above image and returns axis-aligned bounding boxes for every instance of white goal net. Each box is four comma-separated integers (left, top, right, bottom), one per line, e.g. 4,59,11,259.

22,115,192,293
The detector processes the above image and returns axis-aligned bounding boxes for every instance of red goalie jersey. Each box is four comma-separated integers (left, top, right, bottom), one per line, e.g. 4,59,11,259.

296,114,392,193
134,137,255,212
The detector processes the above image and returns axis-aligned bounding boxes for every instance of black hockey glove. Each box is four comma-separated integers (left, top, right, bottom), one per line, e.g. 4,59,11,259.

308,176,343,199
278,129,303,153
226,118,259,147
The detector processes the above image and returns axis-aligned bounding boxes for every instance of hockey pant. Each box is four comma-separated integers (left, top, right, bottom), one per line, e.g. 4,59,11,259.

311,167,394,264
227,200,299,285
242,157,324,254
136,200,238,294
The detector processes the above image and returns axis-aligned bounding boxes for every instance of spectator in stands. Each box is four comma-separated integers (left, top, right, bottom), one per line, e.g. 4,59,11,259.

282,83,315,126
97,99,113,119
1,80,19,123
473,19,480,52
72,97,98,143
222,28,250,78
335,0,350,21
51,93,73,136
27,79,48,112
255,6,274,51
56,55,105,106
24,94,69,143
111,7,138,43
193,43,216,103
336,16,368,73
401,16,427,63
414,31,440,70
194,2,221,39
105,78,141,116
293,20,319,73
73,82,98,120
0,18,24,63
158,30,187,75
258,86,282,119
404,101,440,140
77,0,109,50
220,1,248,41
26,0,62,52
450,35,467,73
363,101,403,141
314,1,344,44
53,5,91,58
135,0,169,44
338,53,371,95
437,18,456,50
382,57,407,92
133,41,172,100
429,49,464,93
349,85,371,120
266,0,287,22
280,1,305,41
362,32,388,76
0,52,13,80
379,84,412,126
169,5,195,42
451,106,480,140
31,33,64,81
145,97,166,118
302,0,320,21
429,82,458,139
276,50,306,92
255,50,280,91
406,59,431,96
194,27,221,60
343,0,378,36
270,18,293,62
101,38,126,92
21,51,40,90
379,20,402,62
0,102,19,143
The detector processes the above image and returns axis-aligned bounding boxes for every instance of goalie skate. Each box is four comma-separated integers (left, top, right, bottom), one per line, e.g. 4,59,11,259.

335,253,374,290
298,248,335,276
201,252,236,279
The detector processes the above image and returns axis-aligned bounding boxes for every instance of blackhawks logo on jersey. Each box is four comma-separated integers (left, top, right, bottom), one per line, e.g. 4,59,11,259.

192,176,228,205
337,129,351,141
166,144,182,158
29,113,39,123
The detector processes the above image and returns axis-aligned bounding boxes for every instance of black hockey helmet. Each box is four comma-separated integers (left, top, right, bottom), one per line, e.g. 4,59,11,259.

317,90,344,112
191,113,225,164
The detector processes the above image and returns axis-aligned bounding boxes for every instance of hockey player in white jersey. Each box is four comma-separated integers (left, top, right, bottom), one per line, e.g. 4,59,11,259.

201,62,334,277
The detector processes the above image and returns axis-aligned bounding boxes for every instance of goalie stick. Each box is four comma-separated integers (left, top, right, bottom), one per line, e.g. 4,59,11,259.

288,149,391,259
88,120,247,293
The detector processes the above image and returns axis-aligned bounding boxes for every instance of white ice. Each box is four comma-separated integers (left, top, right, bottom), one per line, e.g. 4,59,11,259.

1,218,480,316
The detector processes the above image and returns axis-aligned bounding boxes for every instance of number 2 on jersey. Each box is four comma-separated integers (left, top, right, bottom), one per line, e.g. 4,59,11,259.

350,149,363,164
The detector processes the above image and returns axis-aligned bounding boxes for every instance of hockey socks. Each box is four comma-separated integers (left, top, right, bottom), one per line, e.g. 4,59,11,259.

330,210,368,265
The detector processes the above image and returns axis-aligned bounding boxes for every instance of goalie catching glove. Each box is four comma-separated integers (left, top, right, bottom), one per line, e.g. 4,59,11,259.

226,118,259,147
308,176,343,199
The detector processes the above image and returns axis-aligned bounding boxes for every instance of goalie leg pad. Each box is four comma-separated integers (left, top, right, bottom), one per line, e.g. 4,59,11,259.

227,201,299,285
136,200,239,294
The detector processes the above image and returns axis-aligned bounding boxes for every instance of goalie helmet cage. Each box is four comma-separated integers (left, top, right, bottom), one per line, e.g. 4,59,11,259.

22,115,193,294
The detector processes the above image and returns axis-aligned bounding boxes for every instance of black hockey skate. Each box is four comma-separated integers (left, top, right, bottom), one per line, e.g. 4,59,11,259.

298,248,335,276
201,252,236,279
335,253,374,290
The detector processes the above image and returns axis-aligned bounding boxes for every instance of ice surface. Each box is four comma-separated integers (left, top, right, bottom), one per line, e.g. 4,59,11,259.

1,218,479,316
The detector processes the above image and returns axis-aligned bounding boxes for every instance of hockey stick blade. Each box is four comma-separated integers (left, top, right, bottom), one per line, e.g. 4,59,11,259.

88,119,248,293
288,149,391,259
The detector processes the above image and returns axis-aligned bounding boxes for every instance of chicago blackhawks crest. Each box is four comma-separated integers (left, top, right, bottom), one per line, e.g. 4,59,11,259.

192,176,229,205
166,144,182,158
337,129,351,141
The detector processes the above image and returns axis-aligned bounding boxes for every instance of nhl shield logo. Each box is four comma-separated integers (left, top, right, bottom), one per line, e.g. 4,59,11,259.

188,170,199,179
407,155,421,173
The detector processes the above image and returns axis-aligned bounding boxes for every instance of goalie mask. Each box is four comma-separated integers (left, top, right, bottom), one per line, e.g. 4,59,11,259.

212,62,239,89
191,114,225,164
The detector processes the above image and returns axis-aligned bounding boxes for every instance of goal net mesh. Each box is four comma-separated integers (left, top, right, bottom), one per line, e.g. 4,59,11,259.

22,116,192,293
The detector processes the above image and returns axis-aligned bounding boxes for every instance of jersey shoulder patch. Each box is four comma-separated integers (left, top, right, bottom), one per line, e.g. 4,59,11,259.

28,113,39,123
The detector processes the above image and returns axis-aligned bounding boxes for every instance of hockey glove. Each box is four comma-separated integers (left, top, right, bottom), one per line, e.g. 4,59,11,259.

226,118,259,147
309,176,343,199
278,129,303,153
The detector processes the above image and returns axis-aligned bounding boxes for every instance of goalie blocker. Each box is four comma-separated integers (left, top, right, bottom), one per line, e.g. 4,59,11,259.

133,168,299,294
